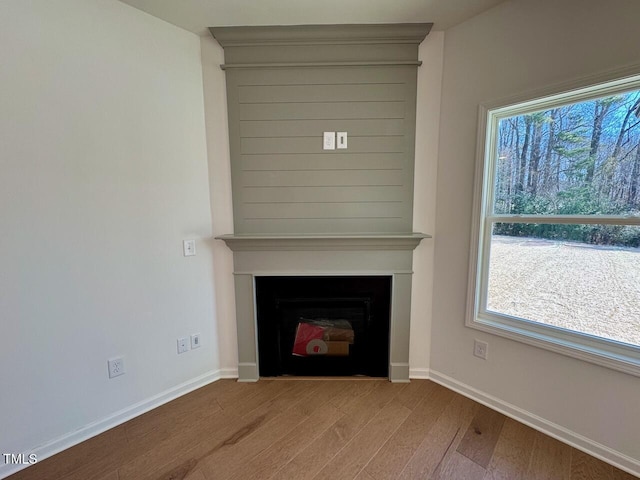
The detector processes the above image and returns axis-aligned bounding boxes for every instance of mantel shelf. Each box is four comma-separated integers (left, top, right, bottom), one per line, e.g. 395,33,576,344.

215,232,430,252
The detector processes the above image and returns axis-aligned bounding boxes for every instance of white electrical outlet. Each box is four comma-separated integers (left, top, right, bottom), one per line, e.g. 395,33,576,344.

108,357,125,378
183,239,196,257
473,340,488,360
323,131,335,150
191,333,201,349
177,337,189,354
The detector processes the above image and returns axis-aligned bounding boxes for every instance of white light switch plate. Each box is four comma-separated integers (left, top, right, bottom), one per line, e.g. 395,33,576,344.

337,132,347,149
323,132,335,150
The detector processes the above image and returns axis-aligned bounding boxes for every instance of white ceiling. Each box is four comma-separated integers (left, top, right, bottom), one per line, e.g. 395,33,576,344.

118,0,509,36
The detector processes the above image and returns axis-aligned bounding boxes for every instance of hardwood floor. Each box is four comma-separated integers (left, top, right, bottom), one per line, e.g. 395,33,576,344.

7,379,637,480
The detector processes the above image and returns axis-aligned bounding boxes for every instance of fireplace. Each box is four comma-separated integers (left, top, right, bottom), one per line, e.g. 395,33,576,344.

211,24,431,382
216,234,427,382
256,276,391,377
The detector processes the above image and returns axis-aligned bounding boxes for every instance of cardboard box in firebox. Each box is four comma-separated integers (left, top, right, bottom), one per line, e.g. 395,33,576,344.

292,319,354,357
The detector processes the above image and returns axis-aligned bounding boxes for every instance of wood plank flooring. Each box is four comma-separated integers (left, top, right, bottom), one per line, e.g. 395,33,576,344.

7,379,637,480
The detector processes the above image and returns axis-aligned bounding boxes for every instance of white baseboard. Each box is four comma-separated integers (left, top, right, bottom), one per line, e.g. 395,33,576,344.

409,368,430,379
218,368,239,379
428,369,640,478
0,369,228,480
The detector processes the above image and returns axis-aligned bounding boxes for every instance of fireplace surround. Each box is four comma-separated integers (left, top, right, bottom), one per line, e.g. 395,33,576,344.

216,234,427,382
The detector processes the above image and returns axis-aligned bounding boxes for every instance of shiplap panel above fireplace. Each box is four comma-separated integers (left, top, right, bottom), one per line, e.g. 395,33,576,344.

210,24,431,234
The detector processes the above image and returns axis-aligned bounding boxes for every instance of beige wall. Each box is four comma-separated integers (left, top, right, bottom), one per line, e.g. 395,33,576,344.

201,35,238,374
0,1,218,475
410,32,444,377
432,0,640,471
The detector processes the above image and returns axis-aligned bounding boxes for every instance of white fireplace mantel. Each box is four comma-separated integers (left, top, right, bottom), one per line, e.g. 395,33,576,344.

216,233,429,252
216,232,429,382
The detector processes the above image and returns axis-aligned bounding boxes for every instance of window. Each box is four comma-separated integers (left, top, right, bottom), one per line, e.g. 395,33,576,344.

468,70,640,375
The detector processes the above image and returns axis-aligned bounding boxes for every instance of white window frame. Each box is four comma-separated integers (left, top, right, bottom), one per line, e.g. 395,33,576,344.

466,66,640,377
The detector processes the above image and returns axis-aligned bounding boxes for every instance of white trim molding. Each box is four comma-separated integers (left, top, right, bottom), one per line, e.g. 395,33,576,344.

409,368,430,379
429,370,640,478
218,368,240,379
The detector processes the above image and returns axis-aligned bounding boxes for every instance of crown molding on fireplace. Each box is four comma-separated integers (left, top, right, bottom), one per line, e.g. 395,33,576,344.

210,23,432,49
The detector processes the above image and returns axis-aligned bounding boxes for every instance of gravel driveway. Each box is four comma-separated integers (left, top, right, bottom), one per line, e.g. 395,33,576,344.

487,235,640,347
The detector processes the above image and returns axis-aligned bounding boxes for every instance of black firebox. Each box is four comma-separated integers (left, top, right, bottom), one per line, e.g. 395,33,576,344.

255,276,391,377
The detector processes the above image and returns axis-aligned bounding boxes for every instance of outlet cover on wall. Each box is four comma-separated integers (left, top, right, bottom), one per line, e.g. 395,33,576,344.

323,131,335,150
191,333,201,349
474,339,488,360
108,357,125,378
177,337,189,354
183,239,196,257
